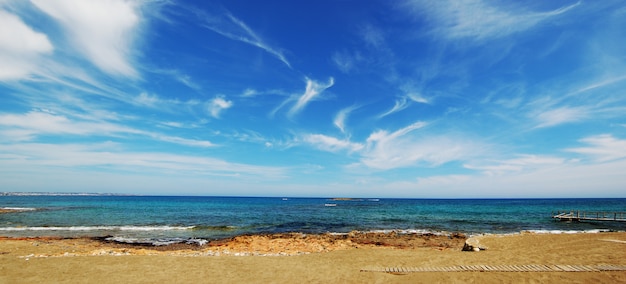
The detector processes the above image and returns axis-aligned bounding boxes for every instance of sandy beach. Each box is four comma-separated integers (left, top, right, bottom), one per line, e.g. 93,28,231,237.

1,231,625,283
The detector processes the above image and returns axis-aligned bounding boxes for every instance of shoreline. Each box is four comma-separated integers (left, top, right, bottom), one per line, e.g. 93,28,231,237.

1,231,625,283
0,231,468,256
0,226,624,245
0,229,623,256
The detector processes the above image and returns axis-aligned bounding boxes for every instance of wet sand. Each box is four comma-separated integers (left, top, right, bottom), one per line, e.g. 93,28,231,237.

1,231,625,283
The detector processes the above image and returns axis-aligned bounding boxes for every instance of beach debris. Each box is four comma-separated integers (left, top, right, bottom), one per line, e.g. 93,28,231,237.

462,237,487,252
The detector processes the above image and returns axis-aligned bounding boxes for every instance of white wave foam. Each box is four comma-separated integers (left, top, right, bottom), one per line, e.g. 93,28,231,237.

1,207,37,211
118,226,195,231
104,236,208,246
105,236,185,246
467,229,616,238
523,229,611,234
328,229,453,236
0,225,195,231
187,238,209,246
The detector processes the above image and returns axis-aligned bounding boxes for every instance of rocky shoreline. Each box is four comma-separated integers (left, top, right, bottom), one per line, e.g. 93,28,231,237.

1,231,467,257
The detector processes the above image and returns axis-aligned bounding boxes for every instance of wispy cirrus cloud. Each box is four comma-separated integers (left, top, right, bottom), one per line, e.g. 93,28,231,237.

195,7,291,68
333,105,358,134
208,96,233,118
362,121,453,169
305,120,481,170
132,92,202,115
360,23,386,48
332,50,364,74
132,92,236,122
286,77,334,117
0,110,139,141
377,98,411,119
0,142,283,178
0,110,215,147
566,134,626,162
377,93,428,119
31,0,142,77
533,106,588,128
0,9,53,80
523,72,626,129
405,0,580,41
304,134,364,153
407,159,626,198
464,154,566,176
332,22,393,75
149,68,201,90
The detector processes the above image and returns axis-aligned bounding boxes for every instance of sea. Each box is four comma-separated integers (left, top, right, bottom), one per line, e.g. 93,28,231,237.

1,196,625,245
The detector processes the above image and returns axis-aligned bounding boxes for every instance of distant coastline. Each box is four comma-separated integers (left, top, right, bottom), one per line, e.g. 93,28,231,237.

0,192,135,196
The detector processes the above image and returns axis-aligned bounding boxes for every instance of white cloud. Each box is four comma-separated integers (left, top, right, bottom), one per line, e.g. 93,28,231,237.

333,106,358,134
135,92,160,108
151,69,201,90
31,0,141,77
332,50,363,74
362,136,472,170
361,121,475,169
160,121,183,128
155,135,215,148
241,88,258,97
209,96,233,118
0,142,283,178
408,158,626,198
360,24,385,48
377,97,410,119
132,92,204,114
302,120,482,171
407,0,579,41
377,92,429,119
410,160,626,198
534,106,587,128
0,110,215,147
196,8,290,68
287,77,334,117
566,134,626,162
0,9,53,80
304,134,364,153
464,154,566,176
0,111,138,141
406,92,429,104
367,121,427,144
574,74,626,94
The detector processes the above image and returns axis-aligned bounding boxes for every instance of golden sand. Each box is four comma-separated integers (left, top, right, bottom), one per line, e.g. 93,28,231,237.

1,232,625,283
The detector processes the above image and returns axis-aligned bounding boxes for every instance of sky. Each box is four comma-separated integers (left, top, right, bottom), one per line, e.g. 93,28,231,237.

1,0,626,198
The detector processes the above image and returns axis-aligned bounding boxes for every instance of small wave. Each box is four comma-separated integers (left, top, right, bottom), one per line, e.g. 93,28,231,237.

368,229,451,236
105,236,209,246
192,225,238,231
467,229,618,238
522,229,612,234
0,225,195,232
0,207,37,212
328,229,455,236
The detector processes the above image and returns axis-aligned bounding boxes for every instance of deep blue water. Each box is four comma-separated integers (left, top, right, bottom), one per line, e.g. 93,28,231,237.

1,196,625,244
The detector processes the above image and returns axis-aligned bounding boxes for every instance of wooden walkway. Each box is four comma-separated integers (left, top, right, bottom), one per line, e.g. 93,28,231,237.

362,264,626,273
552,211,626,222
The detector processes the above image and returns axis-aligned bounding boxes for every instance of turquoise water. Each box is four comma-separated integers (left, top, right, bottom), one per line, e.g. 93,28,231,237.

1,196,625,244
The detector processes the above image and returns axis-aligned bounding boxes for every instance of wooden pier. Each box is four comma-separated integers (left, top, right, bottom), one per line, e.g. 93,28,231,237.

362,264,626,273
552,210,626,222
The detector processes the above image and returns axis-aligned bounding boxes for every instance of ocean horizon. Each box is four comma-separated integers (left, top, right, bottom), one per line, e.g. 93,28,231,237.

2,195,625,245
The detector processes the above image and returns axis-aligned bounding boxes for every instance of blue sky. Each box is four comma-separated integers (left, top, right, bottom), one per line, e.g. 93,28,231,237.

1,0,626,198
